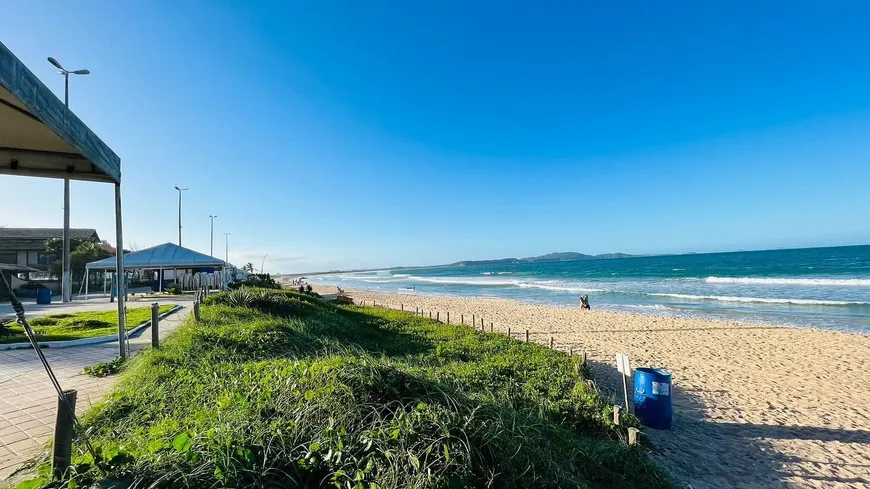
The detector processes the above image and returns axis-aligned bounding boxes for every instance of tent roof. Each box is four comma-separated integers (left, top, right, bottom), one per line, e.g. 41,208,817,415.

87,242,225,270
0,41,120,183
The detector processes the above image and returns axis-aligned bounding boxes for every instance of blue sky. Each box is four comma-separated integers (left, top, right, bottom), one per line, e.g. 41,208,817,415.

3,1,869,272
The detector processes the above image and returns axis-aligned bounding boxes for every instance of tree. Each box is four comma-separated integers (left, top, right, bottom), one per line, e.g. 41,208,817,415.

47,238,87,279
242,262,254,273
69,242,113,283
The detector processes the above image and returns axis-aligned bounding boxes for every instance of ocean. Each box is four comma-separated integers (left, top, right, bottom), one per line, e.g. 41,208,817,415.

311,245,870,333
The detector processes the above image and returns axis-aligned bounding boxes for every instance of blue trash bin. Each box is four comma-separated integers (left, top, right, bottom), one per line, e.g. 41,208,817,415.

36,287,52,305
633,367,673,430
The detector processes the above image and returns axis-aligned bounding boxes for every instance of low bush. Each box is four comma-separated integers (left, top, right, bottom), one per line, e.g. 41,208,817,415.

164,283,182,295
24,295,670,489
84,357,126,377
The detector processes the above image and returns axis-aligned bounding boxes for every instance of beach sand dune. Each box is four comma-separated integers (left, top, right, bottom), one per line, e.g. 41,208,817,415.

318,286,870,489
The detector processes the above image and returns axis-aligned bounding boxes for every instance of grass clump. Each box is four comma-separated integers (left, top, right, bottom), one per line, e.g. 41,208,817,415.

84,356,127,377
0,305,176,344
34,289,669,488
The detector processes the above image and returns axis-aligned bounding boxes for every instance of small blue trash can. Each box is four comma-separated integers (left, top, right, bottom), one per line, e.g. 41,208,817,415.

36,287,52,305
633,367,673,430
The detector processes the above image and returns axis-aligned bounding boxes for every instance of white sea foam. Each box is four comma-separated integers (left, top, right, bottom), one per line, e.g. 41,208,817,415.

648,292,868,306
705,276,870,287
392,273,410,278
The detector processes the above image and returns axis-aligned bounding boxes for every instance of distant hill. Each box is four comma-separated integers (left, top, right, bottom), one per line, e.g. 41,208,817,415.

452,252,633,266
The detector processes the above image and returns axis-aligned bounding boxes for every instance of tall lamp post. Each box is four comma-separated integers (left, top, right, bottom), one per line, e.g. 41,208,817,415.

48,57,89,303
224,233,230,265
209,215,217,256
174,186,188,246
261,255,268,275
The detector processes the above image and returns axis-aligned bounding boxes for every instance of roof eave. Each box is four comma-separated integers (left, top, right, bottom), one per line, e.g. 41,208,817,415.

0,41,121,183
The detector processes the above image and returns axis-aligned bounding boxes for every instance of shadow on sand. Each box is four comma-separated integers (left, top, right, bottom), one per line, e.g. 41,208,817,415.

585,359,870,489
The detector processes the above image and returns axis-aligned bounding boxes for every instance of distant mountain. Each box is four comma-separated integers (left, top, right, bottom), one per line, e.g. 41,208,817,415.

452,252,633,266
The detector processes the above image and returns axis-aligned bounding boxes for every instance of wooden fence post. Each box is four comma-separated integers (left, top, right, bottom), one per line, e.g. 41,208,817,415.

507,326,511,337
525,330,529,343
193,301,201,321
472,314,475,327
429,311,432,319
436,312,440,322
151,302,160,349
401,303,403,311
628,428,640,446
447,312,450,324
550,337,554,349
52,389,77,479
461,314,464,324
490,322,493,333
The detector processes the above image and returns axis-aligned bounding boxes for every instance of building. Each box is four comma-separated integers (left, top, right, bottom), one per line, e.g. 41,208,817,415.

0,228,101,272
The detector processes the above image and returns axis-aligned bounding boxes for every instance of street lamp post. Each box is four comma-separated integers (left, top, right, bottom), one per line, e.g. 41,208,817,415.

48,57,89,303
224,233,230,265
209,215,217,256
174,186,188,246
261,255,268,275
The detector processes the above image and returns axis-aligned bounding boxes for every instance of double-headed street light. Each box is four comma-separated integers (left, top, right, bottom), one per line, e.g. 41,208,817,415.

47,57,89,303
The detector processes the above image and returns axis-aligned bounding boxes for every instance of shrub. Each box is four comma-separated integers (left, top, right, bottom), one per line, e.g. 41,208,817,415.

84,357,126,377
165,283,182,295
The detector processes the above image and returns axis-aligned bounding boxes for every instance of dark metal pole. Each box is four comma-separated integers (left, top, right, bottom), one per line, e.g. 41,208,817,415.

52,389,76,479
151,303,160,349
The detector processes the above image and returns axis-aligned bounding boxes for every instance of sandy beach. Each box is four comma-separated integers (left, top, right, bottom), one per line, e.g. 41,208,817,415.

315,285,870,489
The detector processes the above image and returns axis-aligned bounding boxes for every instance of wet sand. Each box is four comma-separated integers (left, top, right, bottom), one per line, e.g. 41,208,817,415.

317,285,870,489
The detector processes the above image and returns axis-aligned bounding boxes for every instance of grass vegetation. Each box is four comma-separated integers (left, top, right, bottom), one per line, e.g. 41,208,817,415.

83,356,127,378
21,288,670,488
0,305,176,344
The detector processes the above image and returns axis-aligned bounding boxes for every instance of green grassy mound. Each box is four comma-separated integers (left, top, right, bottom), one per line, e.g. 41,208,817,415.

0,305,175,344
25,289,671,488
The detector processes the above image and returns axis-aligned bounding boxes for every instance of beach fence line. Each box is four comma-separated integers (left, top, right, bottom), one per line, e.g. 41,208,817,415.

354,296,589,370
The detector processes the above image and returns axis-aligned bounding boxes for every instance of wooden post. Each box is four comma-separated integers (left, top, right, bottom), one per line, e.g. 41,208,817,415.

461,314,464,324
447,312,450,324
472,314,475,327
373,300,376,307
490,322,493,333
525,330,529,343
507,326,511,337
151,302,160,349
401,303,403,311
416,307,418,315
436,312,440,322
52,389,77,479
429,311,432,319
569,346,574,356
550,337,554,349
628,428,640,446
613,405,622,426
194,300,201,321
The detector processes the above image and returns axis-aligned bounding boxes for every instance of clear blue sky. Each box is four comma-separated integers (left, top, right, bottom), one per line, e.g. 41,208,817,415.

3,1,869,272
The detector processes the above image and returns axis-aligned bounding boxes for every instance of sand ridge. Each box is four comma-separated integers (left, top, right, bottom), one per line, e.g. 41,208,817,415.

317,286,870,489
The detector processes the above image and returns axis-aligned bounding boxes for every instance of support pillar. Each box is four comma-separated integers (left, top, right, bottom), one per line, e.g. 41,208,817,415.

114,183,127,359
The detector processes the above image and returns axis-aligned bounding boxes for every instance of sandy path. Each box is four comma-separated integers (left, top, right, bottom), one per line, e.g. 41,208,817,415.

316,286,870,489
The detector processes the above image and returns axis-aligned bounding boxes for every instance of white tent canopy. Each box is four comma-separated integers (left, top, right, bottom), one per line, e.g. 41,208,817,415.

86,242,225,270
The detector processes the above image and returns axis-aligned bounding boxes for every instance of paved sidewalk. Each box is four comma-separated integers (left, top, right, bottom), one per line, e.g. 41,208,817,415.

0,298,192,479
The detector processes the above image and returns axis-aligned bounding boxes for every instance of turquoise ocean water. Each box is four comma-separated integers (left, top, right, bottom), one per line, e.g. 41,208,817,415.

312,245,870,333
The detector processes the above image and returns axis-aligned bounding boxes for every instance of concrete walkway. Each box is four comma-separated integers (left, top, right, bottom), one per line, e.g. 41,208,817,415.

0,298,193,480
